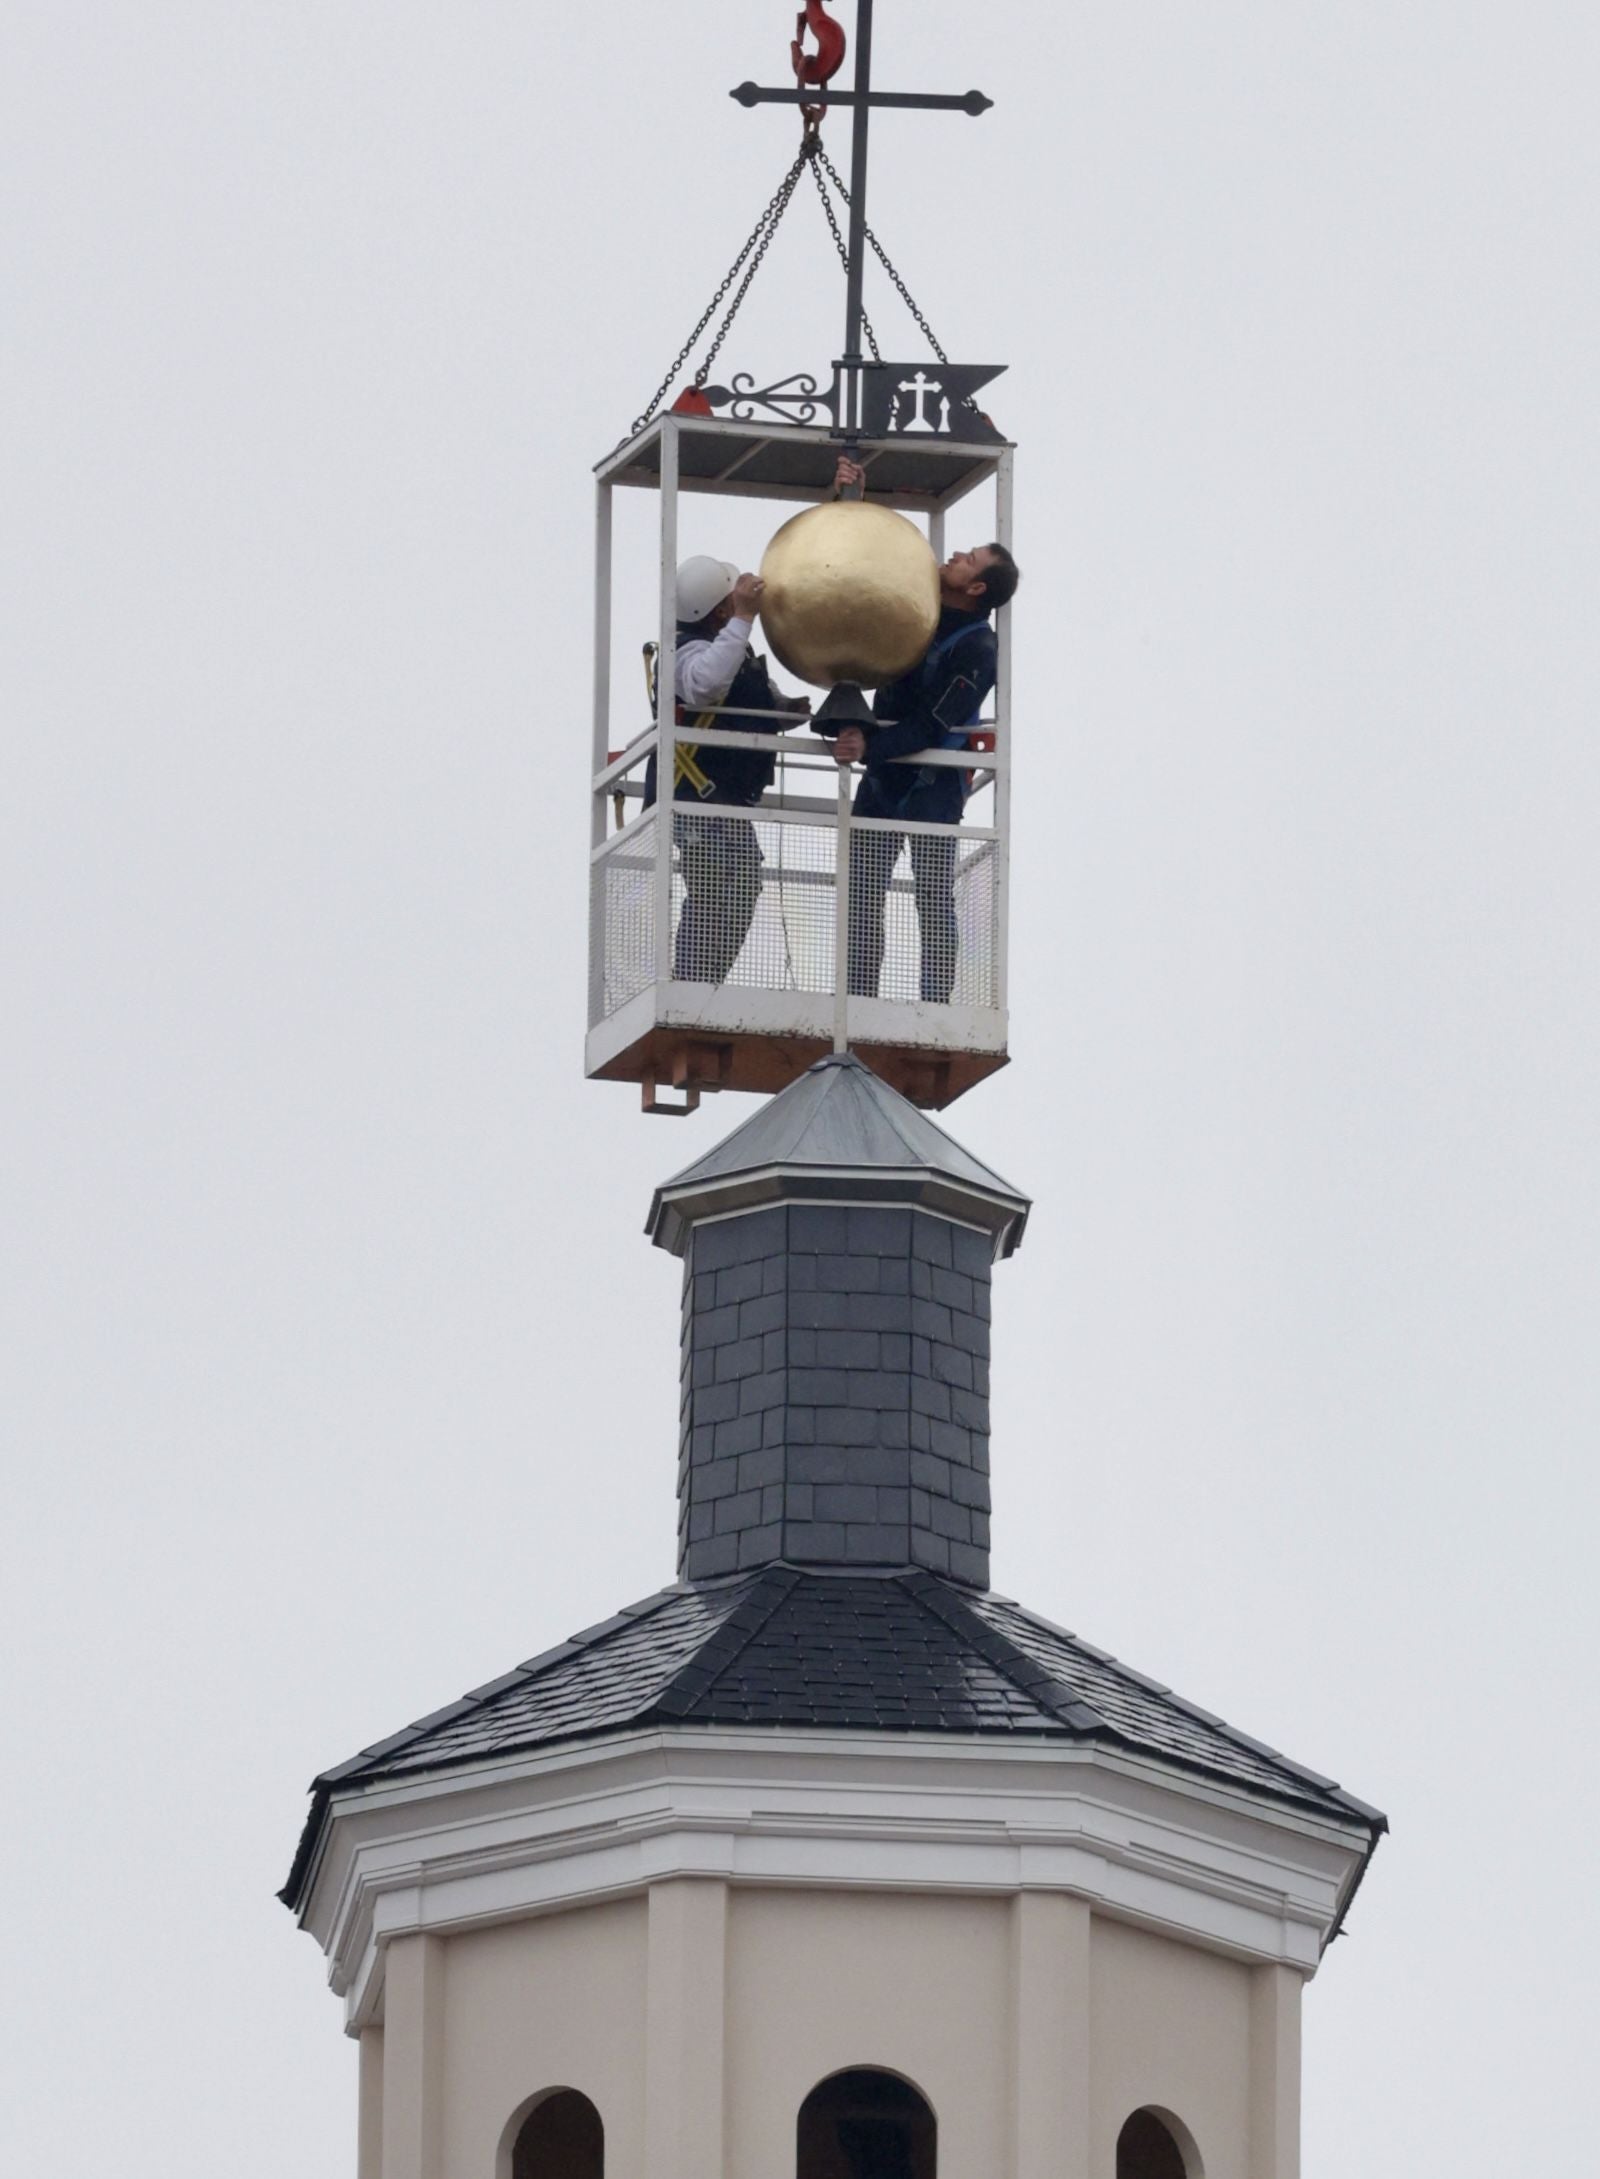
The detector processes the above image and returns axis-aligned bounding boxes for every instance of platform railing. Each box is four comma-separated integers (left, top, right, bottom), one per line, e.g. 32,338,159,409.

592,711,1004,815
588,762,1001,1033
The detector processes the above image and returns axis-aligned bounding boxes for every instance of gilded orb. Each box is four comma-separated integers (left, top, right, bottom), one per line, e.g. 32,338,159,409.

759,501,939,689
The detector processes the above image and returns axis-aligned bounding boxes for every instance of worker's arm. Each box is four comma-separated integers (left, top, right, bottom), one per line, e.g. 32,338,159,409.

675,617,754,710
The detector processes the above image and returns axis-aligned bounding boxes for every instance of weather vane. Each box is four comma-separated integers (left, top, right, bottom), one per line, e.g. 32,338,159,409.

629,0,1004,448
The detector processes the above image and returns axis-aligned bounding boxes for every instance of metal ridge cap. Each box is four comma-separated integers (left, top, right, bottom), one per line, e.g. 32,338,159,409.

977,1592,1388,1836
278,1583,722,1917
647,1160,1030,1257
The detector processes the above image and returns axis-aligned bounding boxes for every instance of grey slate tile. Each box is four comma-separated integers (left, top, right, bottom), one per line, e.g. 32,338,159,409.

791,1205,850,1251
813,1484,879,1522
712,1412,763,1458
816,1329,880,1370
739,1293,785,1338
714,1336,765,1383
812,1406,879,1449
715,1262,764,1306
787,1521,849,1559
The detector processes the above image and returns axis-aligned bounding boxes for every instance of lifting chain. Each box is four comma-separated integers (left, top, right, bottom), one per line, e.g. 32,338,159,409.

626,141,811,442
805,146,881,363
621,112,952,448
691,148,809,391
812,140,951,365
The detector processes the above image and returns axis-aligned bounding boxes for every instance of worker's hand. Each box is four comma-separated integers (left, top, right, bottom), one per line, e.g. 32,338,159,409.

731,572,765,618
833,455,867,496
781,693,813,716
830,726,866,765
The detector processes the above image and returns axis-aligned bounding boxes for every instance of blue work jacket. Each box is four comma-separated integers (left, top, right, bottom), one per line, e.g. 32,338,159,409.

855,607,997,826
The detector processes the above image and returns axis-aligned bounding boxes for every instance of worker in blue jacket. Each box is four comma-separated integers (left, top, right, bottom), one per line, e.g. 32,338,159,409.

827,458,1020,1003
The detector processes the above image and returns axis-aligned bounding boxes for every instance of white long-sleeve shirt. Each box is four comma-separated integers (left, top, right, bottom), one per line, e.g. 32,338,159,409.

675,615,754,713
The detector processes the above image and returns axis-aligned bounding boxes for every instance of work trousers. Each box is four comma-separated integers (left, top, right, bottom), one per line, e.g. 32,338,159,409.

672,810,762,984
848,823,959,1004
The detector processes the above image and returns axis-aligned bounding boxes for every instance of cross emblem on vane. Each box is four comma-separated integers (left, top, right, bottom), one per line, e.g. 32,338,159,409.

892,371,945,433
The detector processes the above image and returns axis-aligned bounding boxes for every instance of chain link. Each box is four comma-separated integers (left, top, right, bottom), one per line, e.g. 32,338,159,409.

692,151,809,389
814,142,950,364
619,125,952,455
805,150,881,362
625,143,810,442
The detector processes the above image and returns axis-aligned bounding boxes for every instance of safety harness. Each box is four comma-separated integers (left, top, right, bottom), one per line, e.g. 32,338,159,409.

643,643,719,798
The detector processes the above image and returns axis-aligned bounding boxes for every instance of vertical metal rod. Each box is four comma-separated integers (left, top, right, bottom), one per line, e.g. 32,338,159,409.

587,480,615,1037
654,422,680,993
590,481,613,850
843,0,875,363
992,448,1014,1017
833,763,852,1052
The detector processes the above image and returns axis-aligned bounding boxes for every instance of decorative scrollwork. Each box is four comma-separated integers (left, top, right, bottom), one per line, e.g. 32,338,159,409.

701,370,836,427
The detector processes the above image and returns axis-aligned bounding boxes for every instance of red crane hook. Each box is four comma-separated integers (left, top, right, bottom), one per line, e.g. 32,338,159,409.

791,1,847,91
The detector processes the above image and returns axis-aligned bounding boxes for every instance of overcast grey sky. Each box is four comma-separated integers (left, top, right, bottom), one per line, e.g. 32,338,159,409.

3,3,1595,2173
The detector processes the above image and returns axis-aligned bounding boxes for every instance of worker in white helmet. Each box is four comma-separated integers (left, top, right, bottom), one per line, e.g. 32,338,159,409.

644,555,810,984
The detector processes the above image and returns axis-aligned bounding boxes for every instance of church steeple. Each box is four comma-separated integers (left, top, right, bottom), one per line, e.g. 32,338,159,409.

284,12,1385,2177
282,1049,1384,2179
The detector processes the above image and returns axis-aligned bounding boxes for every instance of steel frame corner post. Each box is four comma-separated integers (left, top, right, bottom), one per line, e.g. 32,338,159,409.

588,475,615,1033
843,0,876,365
654,420,681,990
591,478,613,852
833,764,852,1052
993,445,1014,1014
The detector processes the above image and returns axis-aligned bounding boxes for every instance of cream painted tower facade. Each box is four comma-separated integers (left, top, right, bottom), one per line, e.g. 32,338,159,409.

285,1057,1382,2179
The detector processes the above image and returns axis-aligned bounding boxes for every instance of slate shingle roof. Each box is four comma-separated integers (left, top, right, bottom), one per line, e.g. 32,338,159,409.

283,1567,1383,1911
967,1593,1360,1809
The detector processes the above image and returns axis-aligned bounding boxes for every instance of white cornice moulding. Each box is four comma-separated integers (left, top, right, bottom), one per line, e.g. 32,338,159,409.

299,1728,1371,2031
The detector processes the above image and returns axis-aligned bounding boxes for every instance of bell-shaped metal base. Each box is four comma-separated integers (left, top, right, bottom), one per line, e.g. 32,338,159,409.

812,680,877,735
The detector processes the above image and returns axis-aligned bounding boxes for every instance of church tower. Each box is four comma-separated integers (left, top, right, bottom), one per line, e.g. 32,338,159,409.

283,8,1383,2174
283,1055,1383,2178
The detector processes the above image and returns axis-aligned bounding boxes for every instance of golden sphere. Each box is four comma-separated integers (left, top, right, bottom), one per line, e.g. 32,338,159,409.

759,501,939,689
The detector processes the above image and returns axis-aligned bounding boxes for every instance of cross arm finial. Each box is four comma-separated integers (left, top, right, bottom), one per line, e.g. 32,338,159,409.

729,0,994,367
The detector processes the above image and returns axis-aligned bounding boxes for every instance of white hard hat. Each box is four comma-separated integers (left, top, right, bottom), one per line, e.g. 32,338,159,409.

676,555,740,623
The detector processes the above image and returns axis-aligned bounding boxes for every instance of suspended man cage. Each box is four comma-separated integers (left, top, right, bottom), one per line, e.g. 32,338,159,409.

588,414,1014,1115
586,16,1014,1114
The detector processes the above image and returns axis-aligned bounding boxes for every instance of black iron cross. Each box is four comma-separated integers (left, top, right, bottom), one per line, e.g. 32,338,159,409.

730,0,993,368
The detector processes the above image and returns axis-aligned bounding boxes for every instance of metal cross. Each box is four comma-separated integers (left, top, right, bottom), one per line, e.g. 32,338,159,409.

730,0,993,367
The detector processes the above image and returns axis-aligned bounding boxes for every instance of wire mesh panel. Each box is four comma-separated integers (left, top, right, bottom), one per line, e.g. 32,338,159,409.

670,810,837,992
590,814,657,1026
847,822,997,1008
951,835,998,1007
590,804,1001,1034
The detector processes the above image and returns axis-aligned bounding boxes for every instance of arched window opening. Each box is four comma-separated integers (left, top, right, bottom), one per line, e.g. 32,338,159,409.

797,2068,936,2179
511,2088,604,2179
1116,2108,1197,2179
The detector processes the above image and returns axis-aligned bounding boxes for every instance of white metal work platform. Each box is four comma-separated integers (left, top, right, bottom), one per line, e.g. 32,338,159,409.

588,412,1014,1113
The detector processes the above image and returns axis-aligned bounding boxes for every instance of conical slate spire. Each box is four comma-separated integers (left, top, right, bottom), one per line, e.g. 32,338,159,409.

654,1054,1030,1588
647,1051,1030,1259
